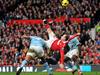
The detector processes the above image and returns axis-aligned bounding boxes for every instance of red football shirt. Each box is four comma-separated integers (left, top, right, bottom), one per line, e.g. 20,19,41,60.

51,39,65,64
50,33,80,64
51,39,66,51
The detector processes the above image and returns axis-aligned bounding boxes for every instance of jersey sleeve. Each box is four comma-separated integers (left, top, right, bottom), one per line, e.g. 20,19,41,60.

68,33,80,42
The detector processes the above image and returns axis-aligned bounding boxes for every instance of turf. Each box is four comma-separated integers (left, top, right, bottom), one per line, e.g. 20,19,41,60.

0,72,100,75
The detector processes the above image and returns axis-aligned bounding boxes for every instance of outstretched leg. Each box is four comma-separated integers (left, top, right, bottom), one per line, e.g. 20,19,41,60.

16,51,35,75
41,57,53,75
71,55,83,75
43,62,53,75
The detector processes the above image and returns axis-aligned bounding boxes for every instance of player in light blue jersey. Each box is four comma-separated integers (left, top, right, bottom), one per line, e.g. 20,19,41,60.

65,36,83,75
16,36,53,75
68,37,80,49
66,37,80,58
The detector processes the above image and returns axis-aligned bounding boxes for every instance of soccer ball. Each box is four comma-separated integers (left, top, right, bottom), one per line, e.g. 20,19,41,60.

61,0,69,7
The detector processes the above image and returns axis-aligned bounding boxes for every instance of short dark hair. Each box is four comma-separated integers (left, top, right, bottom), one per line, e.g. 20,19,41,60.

61,32,70,41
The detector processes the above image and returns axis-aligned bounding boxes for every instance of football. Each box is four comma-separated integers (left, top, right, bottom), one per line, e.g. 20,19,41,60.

61,0,69,7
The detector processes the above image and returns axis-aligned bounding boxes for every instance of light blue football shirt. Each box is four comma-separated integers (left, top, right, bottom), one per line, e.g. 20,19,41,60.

68,37,80,50
29,36,46,48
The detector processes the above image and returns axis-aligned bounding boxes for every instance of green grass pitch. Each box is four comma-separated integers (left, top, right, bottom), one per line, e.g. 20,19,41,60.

0,72,100,75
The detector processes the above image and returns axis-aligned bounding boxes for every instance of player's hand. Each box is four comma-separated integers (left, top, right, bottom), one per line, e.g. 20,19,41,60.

77,33,80,35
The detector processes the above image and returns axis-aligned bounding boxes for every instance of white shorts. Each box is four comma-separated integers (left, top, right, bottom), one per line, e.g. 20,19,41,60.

27,45,44,58
65,49,78,58
46,32,57,48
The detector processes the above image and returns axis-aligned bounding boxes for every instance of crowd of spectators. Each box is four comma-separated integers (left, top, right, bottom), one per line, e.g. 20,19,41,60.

0,0,100,66
0,0,100,20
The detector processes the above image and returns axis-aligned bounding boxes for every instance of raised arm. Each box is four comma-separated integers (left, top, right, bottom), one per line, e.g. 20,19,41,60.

67,33,80,42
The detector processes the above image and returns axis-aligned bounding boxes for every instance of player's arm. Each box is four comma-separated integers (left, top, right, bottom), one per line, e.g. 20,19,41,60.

67,33,80,42
74,33,80,37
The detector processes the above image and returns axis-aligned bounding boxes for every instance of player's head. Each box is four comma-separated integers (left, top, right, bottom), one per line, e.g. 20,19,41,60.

60,32,69,41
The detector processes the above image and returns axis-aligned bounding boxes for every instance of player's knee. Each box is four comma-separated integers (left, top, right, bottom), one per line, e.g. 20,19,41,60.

26,52,36,60
25,55,32,61
37,49,44,57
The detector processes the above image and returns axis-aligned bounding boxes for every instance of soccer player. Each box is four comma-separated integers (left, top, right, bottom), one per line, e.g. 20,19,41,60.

44,21,80,71
65,36,83,75
16,36,53,75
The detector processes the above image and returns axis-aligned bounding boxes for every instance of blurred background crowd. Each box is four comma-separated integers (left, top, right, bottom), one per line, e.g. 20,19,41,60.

0,0,100,66
0,0,99,22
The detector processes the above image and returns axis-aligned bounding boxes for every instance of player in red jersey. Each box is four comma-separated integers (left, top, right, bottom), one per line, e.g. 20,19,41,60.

44,20,80,70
